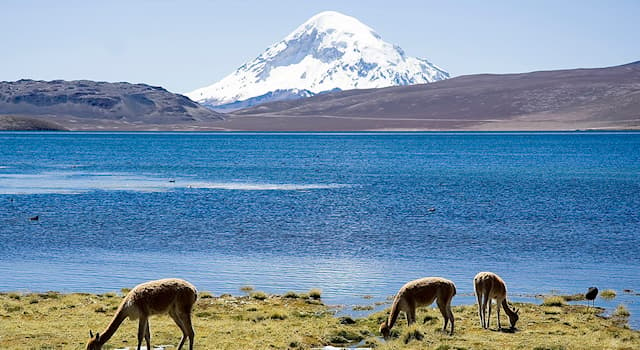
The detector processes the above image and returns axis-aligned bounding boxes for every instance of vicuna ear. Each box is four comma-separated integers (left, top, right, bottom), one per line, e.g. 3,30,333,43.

89,330,93,338
96,332,100,341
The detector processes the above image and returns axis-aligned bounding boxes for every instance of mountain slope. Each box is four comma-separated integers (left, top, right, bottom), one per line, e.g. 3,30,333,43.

0,79,223,130
186,11,448,110
0,115,67,131
221,61,640,130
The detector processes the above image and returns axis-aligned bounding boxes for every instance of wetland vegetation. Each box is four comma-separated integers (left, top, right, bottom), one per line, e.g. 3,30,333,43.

1,290,637,349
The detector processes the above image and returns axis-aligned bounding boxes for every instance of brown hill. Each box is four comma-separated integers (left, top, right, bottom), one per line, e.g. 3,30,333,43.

222,61,640,130
0,80,224,130
3,63,638,131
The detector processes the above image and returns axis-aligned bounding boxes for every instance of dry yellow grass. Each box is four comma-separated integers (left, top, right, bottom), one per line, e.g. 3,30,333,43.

373,303,638,350
0,291,638,349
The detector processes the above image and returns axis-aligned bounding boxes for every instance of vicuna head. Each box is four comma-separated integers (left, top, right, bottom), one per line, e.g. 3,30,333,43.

379,321,391,338
509,308,520,329
86,330,102,350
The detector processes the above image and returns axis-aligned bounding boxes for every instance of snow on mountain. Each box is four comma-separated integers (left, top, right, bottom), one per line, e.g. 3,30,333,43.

186,11,449,111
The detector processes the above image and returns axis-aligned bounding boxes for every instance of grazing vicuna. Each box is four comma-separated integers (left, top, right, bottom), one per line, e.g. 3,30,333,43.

379,277,456,337
86,278,197,350
474,271,519,330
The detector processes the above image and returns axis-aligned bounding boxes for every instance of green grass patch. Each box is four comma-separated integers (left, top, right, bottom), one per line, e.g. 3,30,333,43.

542,296,567,307
560,293,585,301
283,291,300,299
0,291,638,350
269,311,288,320
38,291,60,300
402,324,424,344
352,304,374,311
601,289,617,299
249,291,268,300
614,304,630,317
308,288,322,300
7,292,22,300
199,291,214,299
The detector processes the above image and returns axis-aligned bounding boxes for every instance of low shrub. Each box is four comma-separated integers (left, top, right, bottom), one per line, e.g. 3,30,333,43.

542,296,566,307
402,325,424,344
601,289,617,300
199,291,214,299
250,291,268,300
283,291,300,299
309,288,322,300
614,304,630,317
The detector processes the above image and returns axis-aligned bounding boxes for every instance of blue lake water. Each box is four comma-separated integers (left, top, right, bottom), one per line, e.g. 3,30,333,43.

1,132,639,328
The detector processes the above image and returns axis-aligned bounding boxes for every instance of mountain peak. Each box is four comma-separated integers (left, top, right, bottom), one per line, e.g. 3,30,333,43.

291,11,376,37
187,11,449,111
284,11,382,52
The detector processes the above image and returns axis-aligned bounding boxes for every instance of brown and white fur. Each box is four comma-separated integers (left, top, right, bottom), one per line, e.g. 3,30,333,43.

86,278,197,350
474,272,519,330
379,277,456,337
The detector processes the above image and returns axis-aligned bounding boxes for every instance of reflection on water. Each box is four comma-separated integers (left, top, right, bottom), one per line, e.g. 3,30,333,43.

0,171,350,194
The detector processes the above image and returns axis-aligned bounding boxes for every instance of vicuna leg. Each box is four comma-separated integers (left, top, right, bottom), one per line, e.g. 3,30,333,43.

145,321,151,350
183,312,195,350
171,311,195,350
137,317,148,350
437,297,454,335
487,299,492,329
496,298,502,329
407,304,416,325
476,290,484,328
179,311,195,350
447,300,455,335
171,311,187,350
482,293,490,328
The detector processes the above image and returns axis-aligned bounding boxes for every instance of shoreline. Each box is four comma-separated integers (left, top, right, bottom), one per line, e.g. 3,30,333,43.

3,129,640,133
1,290,638,349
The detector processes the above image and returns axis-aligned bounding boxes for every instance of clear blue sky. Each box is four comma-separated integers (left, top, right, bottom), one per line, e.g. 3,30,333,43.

1,0,638,94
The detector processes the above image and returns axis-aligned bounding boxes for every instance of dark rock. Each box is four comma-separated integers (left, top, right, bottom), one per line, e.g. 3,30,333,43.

339,316,356,324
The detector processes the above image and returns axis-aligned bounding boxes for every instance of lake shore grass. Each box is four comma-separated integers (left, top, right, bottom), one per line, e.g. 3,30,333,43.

1,291,638,349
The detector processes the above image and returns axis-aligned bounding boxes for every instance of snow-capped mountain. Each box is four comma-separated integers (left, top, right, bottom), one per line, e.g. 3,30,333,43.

186,11,449,111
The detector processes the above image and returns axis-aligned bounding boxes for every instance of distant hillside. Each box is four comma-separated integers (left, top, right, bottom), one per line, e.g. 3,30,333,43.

0,115,67,131
3,62,638,131
0,80,224,130
224,61,640,130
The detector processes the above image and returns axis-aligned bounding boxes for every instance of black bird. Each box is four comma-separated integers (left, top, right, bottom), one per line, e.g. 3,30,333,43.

585,287,598,308
29,215,39,221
